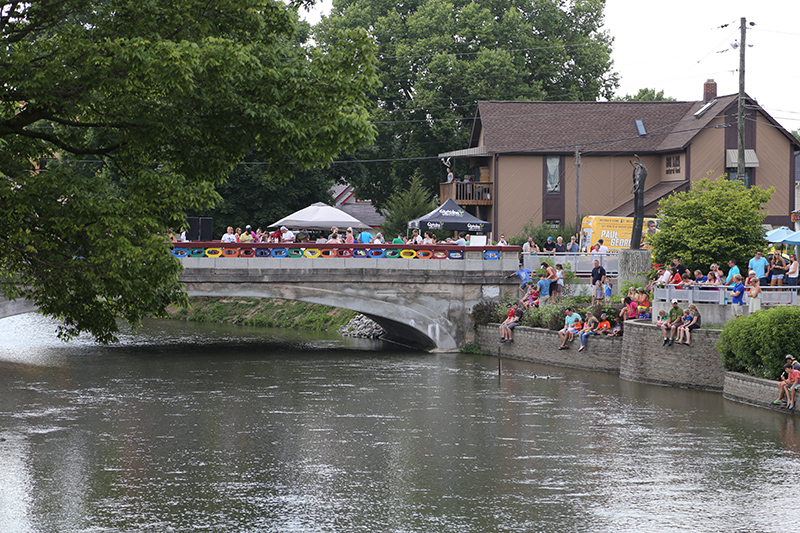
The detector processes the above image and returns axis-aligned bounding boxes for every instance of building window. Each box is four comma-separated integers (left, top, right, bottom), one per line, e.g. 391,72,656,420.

546,155,560,194
727,168,750,188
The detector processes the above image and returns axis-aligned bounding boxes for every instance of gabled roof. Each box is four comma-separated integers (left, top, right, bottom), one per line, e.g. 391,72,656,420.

468,95,745,155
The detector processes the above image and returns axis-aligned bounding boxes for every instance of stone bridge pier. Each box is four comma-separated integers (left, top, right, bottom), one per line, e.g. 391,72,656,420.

178,251,520,352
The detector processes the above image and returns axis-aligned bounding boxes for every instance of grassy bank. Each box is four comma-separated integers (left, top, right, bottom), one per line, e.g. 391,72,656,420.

166,297,358,331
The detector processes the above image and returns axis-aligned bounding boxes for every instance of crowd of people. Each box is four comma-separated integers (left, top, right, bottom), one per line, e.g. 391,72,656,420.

210,225,492,247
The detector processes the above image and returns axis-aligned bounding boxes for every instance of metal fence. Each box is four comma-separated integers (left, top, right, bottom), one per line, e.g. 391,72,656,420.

654,285,799,306
522,252,619,277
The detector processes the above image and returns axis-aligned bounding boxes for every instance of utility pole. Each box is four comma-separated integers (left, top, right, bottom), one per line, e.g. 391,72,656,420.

737,17,746,182
575,145,581,230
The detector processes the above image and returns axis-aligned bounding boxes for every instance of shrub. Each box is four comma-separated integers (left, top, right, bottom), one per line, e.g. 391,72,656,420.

470,299,509,326
717,307,800,379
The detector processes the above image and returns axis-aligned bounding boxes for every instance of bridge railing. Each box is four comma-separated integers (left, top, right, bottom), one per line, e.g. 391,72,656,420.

654,284,799,306
170,242,521,261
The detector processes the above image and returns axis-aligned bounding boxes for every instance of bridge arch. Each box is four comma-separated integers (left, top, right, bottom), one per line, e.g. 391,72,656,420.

183,283,457,350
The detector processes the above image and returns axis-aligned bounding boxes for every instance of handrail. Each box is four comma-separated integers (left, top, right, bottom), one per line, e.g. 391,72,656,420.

654,284,799,306
171,241,519,252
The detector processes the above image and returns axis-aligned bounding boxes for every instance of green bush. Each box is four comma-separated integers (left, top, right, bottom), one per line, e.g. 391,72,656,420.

717,307,800,379
508,218,579,248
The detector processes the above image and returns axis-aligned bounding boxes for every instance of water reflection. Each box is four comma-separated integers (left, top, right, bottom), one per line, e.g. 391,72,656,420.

0,314,798,532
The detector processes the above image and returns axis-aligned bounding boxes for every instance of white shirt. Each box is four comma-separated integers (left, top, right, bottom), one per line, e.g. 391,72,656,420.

598,245,610,254
281,230,294,242
221,232,236,243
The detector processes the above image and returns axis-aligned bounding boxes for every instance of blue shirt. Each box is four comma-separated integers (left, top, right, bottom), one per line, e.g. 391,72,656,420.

726,265,740,285
514,268,532,283
537,278,550,297
564,313,581,327
748,256,769,279
731,282,745,305
359,231,372,244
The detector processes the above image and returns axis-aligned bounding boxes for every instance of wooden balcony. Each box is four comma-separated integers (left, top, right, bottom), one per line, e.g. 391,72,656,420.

439,181,493,206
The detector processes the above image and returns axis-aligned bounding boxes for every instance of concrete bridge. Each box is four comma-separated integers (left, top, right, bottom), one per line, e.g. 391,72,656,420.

0,296,38,319
176,243,521,351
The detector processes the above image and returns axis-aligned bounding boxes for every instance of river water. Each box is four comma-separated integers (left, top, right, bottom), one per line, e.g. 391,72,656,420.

0,314,799,532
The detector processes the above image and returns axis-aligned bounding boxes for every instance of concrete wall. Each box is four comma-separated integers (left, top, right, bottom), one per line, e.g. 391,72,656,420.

475,320,725,391
619,321,725,391
652,300,733,327
724,372,788,412
0,296,37,320
475,324,623,373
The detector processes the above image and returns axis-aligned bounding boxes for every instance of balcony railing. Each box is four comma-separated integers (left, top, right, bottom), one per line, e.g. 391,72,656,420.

440,181,493,206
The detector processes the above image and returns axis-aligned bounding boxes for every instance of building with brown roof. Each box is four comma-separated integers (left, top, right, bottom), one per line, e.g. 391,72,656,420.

439,80,800,238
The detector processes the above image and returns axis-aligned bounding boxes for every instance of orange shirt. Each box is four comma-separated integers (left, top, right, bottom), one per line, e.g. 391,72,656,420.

597,320,611,330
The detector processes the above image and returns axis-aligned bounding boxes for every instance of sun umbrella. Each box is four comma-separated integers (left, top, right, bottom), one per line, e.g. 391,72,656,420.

269,202,372,231
765,226,796,243
780,230,800,246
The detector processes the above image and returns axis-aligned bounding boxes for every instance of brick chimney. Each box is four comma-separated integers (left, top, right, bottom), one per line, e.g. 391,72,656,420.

703,79,717,103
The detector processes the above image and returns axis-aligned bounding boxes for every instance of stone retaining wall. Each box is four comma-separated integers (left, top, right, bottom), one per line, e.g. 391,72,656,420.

724,372,790,413
619,321,725,391
476,320,725,390
476,324,623,374
475,321,787,412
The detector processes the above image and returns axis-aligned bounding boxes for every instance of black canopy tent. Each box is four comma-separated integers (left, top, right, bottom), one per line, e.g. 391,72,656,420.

407,198,492,234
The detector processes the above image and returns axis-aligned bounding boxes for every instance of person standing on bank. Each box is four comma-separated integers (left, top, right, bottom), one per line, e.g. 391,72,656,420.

769,250,787,287
590,259,606,303
787,253,799,288
748,270,762,313
748,250,769,287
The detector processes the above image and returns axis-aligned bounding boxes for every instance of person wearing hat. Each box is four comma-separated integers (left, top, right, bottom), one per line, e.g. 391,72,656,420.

239,224,254,243
279,226,294,243
542,236,556,253
597,239,609,254
661,298,683,346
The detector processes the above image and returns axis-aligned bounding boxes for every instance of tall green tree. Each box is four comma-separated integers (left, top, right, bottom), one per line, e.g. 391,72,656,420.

649,176,773,274
613,88,676,101
379,172,437,240
314,0,618,209
0,0,379,342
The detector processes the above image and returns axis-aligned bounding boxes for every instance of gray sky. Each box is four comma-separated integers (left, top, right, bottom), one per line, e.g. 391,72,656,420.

301,0,800,132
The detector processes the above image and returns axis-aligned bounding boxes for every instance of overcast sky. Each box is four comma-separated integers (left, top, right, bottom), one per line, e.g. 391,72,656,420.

301,0,800,132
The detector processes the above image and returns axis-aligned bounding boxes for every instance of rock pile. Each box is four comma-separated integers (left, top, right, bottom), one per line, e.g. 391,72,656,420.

339,315,384,339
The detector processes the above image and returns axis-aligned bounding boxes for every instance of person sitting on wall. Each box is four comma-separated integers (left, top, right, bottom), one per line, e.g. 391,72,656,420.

498,303,523,344
518,282,539,310
577,311,599,352
661,298,683,346
557,308,581,350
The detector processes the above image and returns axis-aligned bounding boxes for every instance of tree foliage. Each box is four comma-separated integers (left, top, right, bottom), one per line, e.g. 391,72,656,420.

379,172,437,240
0,0,379,342
191,156,338,238
613,88,675,101
717,307,800,379
649,176,773,274
314,0,618,209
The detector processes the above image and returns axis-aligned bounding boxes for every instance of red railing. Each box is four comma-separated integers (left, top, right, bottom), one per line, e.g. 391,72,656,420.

170,242,519,260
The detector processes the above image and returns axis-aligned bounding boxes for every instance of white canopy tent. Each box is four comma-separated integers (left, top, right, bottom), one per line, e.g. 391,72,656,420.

268,202,373,231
